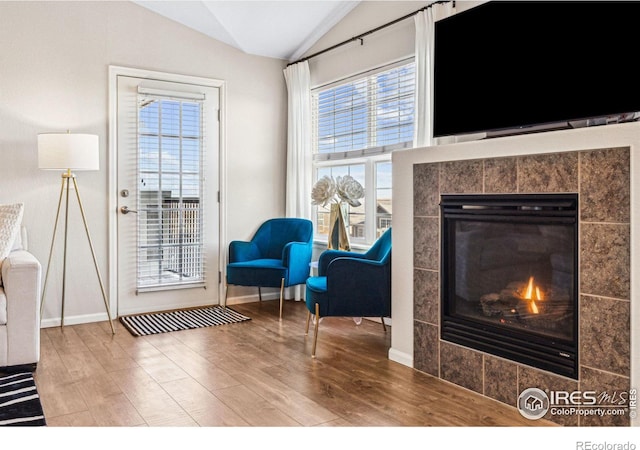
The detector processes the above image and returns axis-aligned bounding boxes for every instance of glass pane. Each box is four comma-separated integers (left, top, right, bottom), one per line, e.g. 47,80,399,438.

160,100,180,136
316,80,369,154
182,174,200,199
182,102,201,138
161,136,180,172
376,161,392,238
374,64,415,148
140,173,159,193
314,164,365,241
182,138,200,173
139,100,159,134
139,134,159,172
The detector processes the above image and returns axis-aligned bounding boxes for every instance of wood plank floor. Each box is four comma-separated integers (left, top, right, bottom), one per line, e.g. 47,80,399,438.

34,299,554,427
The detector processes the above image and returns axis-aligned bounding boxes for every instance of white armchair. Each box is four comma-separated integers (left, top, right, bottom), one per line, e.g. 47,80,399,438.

0,228,41,371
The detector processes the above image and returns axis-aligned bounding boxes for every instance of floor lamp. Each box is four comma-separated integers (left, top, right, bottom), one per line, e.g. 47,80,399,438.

38,132,115,334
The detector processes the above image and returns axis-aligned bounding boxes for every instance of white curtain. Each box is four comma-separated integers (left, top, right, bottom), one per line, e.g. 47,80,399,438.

283,60,312,220
283,61,312,301
414,2,454,148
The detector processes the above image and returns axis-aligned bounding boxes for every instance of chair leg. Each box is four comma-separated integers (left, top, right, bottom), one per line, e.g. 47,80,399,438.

312,303,320,358
258,287,262,302
279,277,285,321
305,309,311,335
381,317,387,332
223,284,229,310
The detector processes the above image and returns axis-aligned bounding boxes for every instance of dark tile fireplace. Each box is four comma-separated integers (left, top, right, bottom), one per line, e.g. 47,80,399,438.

440,193,578,379
411,147,631,426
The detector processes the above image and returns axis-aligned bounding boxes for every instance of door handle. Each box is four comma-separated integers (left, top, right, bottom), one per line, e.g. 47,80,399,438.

120,206,138,214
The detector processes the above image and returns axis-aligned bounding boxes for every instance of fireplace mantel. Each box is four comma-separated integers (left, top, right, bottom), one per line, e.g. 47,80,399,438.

391,121,639,426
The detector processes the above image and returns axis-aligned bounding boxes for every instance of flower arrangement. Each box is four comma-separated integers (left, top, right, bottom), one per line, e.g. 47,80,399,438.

311,175,364,207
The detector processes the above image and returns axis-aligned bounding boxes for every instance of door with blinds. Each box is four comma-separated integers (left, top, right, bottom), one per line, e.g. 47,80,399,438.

116,73,220,316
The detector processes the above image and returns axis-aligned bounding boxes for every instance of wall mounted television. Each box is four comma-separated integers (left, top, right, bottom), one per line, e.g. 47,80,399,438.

433,1,640,138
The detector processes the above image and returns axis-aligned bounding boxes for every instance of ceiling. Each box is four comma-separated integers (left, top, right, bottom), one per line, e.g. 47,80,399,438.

133,1,361,62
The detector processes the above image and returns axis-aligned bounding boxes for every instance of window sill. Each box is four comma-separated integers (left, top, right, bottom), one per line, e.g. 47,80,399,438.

313,239,370,252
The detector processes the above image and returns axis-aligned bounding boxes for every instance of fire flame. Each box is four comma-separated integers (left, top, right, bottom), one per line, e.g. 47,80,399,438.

524,276,543,314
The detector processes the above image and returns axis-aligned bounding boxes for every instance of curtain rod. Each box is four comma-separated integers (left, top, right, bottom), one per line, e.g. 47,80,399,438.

287,0,454,67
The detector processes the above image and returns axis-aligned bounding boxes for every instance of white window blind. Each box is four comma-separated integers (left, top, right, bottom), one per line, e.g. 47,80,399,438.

136,93,206,291
312,61,415,160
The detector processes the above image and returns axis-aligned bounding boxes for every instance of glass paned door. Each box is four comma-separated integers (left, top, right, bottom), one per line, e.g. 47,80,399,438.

115,72,220,316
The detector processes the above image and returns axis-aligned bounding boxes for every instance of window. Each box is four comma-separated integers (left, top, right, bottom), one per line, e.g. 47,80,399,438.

137,93,206,290
311,60,415,246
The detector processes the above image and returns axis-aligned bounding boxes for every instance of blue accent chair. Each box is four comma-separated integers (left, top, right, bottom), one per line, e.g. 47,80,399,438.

305,227,391,357
225,218,313,320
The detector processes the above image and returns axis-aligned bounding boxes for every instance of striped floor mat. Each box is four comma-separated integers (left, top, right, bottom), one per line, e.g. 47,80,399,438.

0,372,46,426
119,305,251,337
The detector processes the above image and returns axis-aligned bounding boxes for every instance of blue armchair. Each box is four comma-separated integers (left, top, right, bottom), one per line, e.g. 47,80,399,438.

305,227,391,357
225,218,313,320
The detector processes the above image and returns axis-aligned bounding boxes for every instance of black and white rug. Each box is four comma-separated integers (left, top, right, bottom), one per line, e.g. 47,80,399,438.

120,305,251,337
0,372,46,426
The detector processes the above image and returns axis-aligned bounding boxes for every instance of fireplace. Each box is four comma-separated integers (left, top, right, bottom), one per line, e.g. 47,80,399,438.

441,194,579,379
404,142,632,426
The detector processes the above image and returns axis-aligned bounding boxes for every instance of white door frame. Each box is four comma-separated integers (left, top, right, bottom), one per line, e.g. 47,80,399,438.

108,65,227,317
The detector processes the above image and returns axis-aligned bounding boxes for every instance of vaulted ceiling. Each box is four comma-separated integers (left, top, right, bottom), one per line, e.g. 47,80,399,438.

133,1,361,61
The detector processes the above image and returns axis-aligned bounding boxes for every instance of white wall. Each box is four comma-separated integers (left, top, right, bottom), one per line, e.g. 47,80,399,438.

0,1,288,325
303,0,479,87
304,1,429,87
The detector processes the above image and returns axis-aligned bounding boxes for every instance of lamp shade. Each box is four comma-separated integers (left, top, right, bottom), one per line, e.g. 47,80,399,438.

38,133,99,170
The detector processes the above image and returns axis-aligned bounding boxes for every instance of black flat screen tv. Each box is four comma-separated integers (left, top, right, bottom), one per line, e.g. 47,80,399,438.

433,1,640,138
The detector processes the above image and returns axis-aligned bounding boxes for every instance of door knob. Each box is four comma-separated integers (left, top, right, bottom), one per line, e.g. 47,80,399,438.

120,206,138,214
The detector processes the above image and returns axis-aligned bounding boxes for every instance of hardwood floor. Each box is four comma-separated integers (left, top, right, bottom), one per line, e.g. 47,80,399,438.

34,299,554,427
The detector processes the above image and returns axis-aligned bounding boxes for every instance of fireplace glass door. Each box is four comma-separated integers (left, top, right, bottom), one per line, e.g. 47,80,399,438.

441,194,578,378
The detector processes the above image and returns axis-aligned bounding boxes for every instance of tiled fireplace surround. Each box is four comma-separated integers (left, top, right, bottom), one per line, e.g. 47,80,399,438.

394,124,638,426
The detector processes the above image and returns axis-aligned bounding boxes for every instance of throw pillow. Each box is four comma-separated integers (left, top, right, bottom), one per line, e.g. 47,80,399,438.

0,203,25,285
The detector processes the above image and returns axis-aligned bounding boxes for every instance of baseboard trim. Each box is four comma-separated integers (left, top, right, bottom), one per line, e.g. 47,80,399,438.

388,347,413,368
40,312,111,328
225,292,305,305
